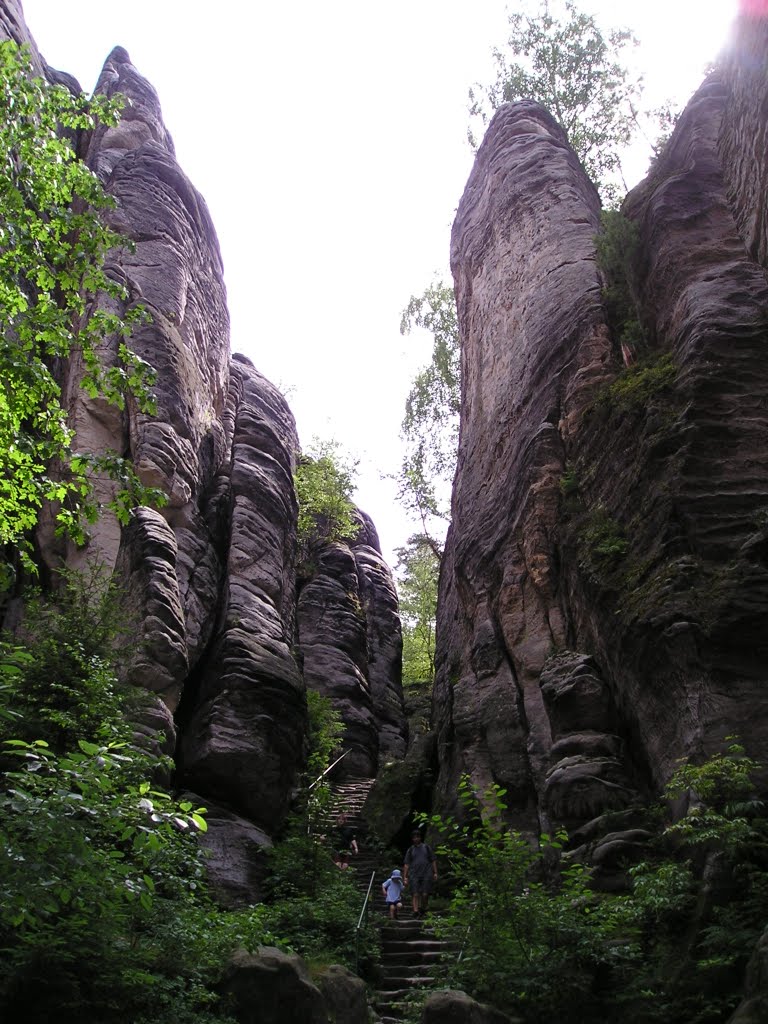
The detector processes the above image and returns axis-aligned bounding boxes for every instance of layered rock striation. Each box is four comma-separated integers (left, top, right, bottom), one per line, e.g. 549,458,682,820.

297,511,406,779
434,13,768,836
1,1,406,901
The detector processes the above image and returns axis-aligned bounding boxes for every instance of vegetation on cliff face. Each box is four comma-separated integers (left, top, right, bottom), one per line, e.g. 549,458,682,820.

0,42,164,580
294,438,359,571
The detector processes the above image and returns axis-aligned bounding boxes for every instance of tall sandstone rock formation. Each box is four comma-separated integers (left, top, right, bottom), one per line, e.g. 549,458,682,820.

1,1,406,905
434,13,768,842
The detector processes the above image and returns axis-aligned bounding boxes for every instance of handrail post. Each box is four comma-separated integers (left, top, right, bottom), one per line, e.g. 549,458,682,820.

355,869,376,976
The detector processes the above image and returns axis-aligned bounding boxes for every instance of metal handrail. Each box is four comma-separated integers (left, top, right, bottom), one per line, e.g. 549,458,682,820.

308,748,350,790
355,869,376,975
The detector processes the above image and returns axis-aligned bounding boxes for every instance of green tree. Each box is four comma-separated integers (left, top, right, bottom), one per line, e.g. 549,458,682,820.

0,41,163,574
395,533,441,687
467,0,642,202
294,438,359,569
398,280,459,541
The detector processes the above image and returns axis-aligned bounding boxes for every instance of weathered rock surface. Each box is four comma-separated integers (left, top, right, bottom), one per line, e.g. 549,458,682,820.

354,513,407,763
720,14,768,270
220,948,330,1024
179,358,304,831
220,948,370,1024
114,507,188,710
298,510,406,778
364,688,436,848
433,11,768,840
728,926,768,1024
190,800,273,909
314,964,369,1024
434,100,614,831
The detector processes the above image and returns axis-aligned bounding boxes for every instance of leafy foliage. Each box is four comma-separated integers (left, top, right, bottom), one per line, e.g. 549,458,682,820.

468,0,641,202
0,571,380,1020
0,41,164,574
421,778,626,1023
0,575,249,1023
594,352,677,415
305,689,345,787
576,506,628,582
414,745,768,1024
398,280,459,541
261,690,378,974
0,565,133,751
395,533,440,687
294,438,359,570
594,208,647,354
620,742,768,1023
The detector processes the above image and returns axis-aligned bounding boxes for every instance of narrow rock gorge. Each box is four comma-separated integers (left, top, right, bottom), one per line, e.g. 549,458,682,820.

4,0,768,1016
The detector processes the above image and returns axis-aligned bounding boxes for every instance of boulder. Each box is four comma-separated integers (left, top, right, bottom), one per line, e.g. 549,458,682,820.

195,801,273,908
315,964,369,1024
421,989,519,1024
220,948,328,1024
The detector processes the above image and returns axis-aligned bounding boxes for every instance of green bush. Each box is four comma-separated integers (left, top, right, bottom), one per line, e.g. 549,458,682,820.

0,566,135,752
294,438,359,574
594,351,677,415
421,779,628,1023
0,573,236,1023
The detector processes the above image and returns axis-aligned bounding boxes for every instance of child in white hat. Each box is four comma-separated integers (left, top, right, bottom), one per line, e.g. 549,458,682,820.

381,868,405,919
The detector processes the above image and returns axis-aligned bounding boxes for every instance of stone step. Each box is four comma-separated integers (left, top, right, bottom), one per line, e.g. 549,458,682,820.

379,975,436,989
380,940,449,955
382,950,444,964
381,964,436,979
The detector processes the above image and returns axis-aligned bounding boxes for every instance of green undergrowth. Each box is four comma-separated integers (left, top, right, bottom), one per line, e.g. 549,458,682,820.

0,572,377,1023
411,748,768,1024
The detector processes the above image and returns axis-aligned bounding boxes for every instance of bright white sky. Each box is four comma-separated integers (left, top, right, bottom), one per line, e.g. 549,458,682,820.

21,0,738,568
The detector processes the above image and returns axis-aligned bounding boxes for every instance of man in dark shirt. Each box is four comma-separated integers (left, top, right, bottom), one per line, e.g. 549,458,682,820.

403,829,438,917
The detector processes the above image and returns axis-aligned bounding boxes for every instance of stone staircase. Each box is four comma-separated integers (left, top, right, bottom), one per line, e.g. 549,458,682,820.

374,916,451,1023
326,777,453,1023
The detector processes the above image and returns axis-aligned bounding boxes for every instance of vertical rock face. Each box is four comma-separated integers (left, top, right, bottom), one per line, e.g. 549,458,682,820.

354,513,407,763
1,0,406,902
434,101,616,830
179,357,305,832
435,14,768,833
719,16,768,269
297,510,406,779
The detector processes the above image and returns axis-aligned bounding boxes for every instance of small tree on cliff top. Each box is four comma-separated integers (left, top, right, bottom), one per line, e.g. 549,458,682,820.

468,0,642,202
294,438,359,568
0,41,163,578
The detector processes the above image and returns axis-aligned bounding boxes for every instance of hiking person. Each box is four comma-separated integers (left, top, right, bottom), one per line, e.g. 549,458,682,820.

335,811,359,855
381,868,405,919
403,829,437,917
